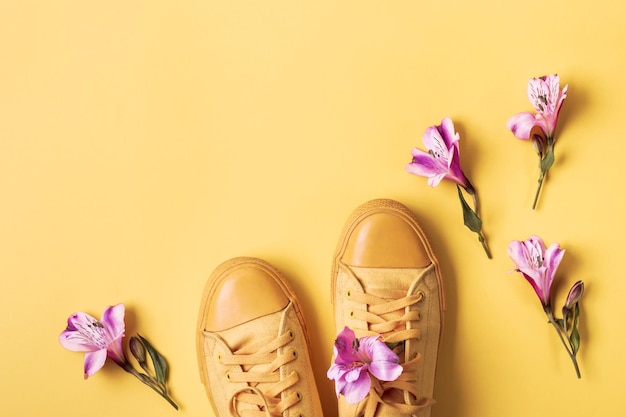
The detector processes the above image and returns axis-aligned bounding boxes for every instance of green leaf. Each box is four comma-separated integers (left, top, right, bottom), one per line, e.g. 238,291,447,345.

138,334,168,386
540,146,555,172
570,303,581,354
457,186,482,233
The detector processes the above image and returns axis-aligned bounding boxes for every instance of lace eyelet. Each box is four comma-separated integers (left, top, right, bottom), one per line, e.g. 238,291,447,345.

296,391,303,401
417,290,426,301
291,349,298,359
287,329,295,339
345,289,352,298
225,371,231,381
349,310,354,317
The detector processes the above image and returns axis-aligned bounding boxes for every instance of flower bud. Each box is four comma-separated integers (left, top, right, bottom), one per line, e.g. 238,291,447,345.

129,336,147,365
564,281,584,310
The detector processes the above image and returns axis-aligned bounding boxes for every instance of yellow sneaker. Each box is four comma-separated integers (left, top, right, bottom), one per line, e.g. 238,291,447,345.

331,199,445,417
197,257,324,417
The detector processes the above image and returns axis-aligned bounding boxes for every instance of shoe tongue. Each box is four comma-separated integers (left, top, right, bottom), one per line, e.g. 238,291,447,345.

218,309,282,353
349,266,421,294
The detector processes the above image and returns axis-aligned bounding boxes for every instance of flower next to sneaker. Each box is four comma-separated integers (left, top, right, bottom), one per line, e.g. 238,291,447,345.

507,235,584,379
506,74,568,209
59,303,129,378
328,326,403,404
406,117,491,258
59,303,178,409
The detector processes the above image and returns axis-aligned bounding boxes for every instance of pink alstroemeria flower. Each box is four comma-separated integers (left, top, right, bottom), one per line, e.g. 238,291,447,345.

406,117,472,191
507,235,565,309
406,117,491,258
507,74,568,140
59,303,129,379
327,327,402,404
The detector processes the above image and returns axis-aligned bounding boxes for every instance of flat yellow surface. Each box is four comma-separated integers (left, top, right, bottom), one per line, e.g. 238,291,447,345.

1,1,623,416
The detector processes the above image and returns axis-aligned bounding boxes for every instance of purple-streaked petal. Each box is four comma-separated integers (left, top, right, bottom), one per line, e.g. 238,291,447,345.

358,336,402,382
422,125,446,153
543,243,565,282
426,173,446,187
527,77,552,113
327,363,342,380
506,112,537,140
369,360,403,382
327,363,348,397
83,349,107,379
543,74,561,114
59,312,103,352
333,327,360,365
437,117,460,149
406,153,447,187
508,236,561,307
407,150,443,174
555,83,568,115
359,336,394,363
507,240,530,269
406,152,460,188
344,365,366,383
100,304,125,342
445,145,469,188
520,271,548,305
508,239,545,304
341,370,371,404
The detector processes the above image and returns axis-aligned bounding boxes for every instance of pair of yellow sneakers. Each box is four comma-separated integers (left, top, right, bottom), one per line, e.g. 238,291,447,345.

196,199,445,417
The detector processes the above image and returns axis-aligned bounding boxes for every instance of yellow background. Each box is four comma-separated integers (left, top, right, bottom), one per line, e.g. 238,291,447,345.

1,1,623,416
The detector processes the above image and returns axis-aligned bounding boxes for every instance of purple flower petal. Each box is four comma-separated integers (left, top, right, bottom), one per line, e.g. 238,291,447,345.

360,337,402,382
437,117,460,149
341,369,371,404
83,349,107,379
101,304,125,342
59,312,103,352
60,304,129,377
514,74,567,139
333,327,360,365
369,360,403,382
508,236,563,308
406,118,470,189
506,112,537,140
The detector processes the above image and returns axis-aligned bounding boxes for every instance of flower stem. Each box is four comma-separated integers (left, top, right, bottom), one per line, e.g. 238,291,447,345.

468,188,491,259
546,311,581,379
478,233,492,259
532,170,546,210
125,366,179,409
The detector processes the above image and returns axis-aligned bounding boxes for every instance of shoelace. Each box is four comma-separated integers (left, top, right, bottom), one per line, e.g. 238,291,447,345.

219,330,301,417
348,287,428,417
